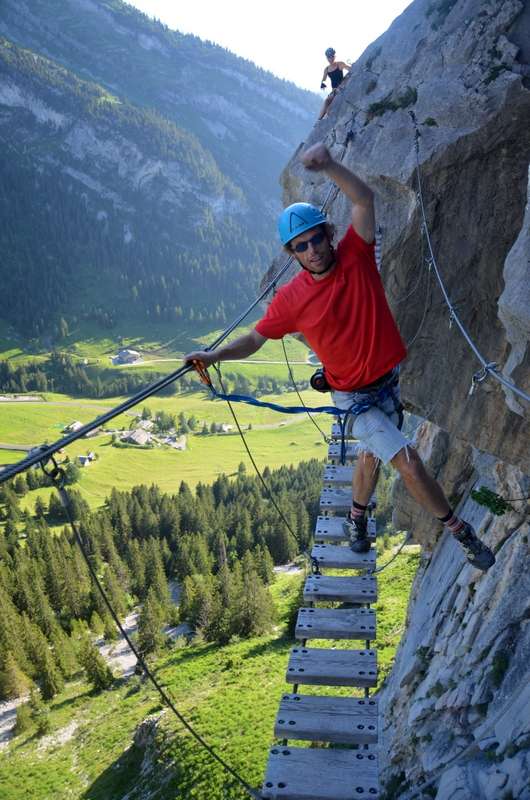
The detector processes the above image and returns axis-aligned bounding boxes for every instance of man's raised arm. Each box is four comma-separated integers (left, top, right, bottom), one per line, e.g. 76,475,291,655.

301,142,375,244
184,329,267,368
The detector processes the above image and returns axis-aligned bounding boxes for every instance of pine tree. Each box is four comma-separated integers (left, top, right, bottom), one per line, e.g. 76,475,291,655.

127,538,147,598
144,538,170,612
254,545,275,585
234,553,275,638
28,687,50,736
34,496,47,518
13,475,28,496
80,637,114,691
89,611,104,636
14,702,32,736
21,616,64,700
0,651,32,700
50,628,79,680
137,587,164,656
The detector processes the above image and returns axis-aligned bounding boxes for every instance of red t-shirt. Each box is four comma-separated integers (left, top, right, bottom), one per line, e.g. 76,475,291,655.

255,226,407,391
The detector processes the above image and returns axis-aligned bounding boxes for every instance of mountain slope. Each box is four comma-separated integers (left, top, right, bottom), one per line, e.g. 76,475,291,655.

1,0,317,203
0,1,319,342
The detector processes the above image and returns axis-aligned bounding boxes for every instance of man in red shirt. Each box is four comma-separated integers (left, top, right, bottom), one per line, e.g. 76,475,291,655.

185,143,494,571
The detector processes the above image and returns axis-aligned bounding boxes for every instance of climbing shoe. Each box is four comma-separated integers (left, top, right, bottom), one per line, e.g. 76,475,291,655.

453,523,495,571
343,513,371,553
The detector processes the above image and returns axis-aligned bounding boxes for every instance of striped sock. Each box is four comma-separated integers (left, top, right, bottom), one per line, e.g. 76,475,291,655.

438,510,465,534
350,501,367,520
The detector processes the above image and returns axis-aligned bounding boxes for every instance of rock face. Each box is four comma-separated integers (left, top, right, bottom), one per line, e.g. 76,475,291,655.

275,0,530,796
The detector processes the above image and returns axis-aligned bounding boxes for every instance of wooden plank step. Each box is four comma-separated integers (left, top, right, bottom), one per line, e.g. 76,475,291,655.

311,543,375,570
320,487,351,513
286,647,377,687
331,422,355,440
328,441,358,463
274,693,378,745
323,464,353,485
295,607,376,640
304,574,377,603
315,515,376,543
262,745,379,799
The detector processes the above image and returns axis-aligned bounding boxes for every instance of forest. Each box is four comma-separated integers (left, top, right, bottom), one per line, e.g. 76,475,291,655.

0,460,322,720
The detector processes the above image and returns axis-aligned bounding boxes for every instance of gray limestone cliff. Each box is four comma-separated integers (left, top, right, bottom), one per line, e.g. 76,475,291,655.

273,0,530,796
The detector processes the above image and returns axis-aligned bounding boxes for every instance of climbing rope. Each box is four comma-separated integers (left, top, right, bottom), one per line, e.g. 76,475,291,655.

366,531,412,575
40,457,262,800
405,258,432,350
280,338,330,444
409,110,530,406
211,363,309,554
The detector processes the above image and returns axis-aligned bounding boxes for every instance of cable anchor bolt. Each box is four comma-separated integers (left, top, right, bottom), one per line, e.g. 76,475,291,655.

468,362,498,395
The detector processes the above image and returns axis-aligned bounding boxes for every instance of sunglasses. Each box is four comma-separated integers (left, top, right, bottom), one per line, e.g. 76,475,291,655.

292,230,326,253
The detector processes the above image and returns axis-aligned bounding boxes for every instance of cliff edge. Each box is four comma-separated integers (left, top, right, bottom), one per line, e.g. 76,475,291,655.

274,0,530,796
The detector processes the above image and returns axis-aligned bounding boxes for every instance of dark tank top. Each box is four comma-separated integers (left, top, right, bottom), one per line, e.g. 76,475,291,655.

328,67,343,89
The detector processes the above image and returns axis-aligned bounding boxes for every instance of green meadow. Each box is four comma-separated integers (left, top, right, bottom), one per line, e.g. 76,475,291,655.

0,386,331,512
0,319,312,366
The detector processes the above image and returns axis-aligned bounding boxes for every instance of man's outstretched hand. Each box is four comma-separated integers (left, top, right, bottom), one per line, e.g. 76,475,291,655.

183,350,217,368
300,142,333,171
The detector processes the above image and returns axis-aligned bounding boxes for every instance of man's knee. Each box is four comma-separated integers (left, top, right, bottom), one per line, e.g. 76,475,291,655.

355,449,380,476
391,446,425,482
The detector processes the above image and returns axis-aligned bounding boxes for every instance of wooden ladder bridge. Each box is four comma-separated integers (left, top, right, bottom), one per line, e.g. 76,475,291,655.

262,424,380,799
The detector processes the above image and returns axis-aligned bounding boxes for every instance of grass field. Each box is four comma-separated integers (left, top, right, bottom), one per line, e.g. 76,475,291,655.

0,386,324,443
0,318,313,367
0,387,330,512
0,552,420,800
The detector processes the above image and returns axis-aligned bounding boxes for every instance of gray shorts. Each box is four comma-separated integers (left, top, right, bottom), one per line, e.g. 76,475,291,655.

332,375,411,465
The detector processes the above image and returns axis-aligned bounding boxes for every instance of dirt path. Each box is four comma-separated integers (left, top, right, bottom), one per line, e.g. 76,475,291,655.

273,562,304,575
0,695,26,750
117,358,310,368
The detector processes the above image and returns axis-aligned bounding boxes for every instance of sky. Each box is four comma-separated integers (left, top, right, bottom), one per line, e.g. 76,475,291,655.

128,0,412,92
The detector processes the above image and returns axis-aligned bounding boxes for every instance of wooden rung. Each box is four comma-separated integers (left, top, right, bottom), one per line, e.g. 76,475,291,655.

315,515,376,543
286,647,377,687
296,607,376,640
304,574,377,603
311,543,375,570
328,441,358,463
323,464,353,485
320,487,351,513
331,422,355,440
262,745,379,799
274,693,378,745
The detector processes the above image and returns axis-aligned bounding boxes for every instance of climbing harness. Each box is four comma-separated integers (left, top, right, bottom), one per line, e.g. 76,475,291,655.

192,360,402,466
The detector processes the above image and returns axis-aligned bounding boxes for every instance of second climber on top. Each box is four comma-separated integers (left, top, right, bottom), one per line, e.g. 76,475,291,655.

319,47,350,120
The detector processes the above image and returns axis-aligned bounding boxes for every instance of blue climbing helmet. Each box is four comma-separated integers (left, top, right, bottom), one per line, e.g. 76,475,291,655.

278,202,327,246
325,47,335,59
